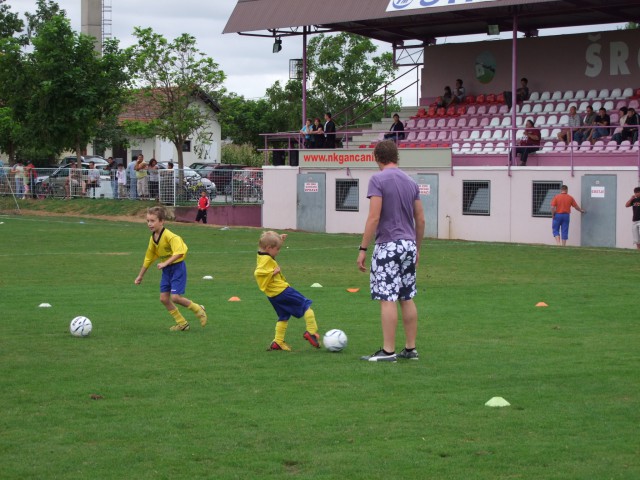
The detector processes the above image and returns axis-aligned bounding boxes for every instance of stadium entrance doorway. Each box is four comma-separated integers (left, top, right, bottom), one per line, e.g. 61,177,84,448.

581,174,617,248
297,172,326,232
411,173,439,238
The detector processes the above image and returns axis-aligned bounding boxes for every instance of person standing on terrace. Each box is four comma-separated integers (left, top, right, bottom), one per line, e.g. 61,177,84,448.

324,112,336,148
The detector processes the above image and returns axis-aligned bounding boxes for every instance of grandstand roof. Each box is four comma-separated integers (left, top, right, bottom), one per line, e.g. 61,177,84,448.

224,0,640,42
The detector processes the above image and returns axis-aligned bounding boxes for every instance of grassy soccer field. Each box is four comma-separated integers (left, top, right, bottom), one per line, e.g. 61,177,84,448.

1,207,639,479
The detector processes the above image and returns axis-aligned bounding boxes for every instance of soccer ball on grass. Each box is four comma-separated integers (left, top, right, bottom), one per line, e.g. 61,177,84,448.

70,316,92,337
323,329,347,352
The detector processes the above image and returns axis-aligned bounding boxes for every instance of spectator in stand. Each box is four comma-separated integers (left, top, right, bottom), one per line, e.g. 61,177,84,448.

611,107,629,145
451,78,466,105
383,113,405,143
504,77,530,109
437,86,452,108
324,112,337,148
588,107,611,144
557,105,582,144
574,105,597,144
621,107,639,144
299,119,313,148
513,119,541,166
311,117,324,148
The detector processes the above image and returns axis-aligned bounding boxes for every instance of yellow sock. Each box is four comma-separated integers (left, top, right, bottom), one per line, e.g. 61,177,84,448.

274,320,288,344
303,308,318,335
169,308,187,325
187,302,202,314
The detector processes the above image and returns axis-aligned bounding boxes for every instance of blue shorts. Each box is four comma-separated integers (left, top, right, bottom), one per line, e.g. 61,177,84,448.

370,240,418,302
268,286,312,321
552,213,571,240
160,261,187,295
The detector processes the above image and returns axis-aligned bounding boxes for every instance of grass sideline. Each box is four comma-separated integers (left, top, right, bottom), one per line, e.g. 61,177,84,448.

1,208,639,479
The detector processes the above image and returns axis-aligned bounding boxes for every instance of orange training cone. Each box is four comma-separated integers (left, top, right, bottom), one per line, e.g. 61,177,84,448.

346,288,360,293
228,296,241,302
536,302,548,307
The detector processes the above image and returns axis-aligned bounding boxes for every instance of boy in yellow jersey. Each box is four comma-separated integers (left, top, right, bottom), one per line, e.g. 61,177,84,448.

134,206,207,331
254,231,320,351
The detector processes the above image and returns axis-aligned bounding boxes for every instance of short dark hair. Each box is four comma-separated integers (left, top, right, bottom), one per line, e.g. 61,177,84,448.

325,112,332,118
634,187,640,193
521,77,528,83
374,140,399,165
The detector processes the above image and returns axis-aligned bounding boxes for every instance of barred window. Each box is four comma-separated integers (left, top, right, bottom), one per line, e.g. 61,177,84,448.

532,181,562,217
463,180,490,215
336,179,359,212
182,140,191,152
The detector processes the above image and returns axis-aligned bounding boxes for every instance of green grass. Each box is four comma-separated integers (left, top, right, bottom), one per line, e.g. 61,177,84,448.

1,208,639,479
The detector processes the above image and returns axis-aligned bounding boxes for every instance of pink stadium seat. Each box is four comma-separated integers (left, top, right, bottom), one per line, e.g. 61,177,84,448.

456,117,467,128
628,99,639,110
416,131,428,141
498,104,509,114
405,119,417,129
468,117,479,128
618,140,632,153
416,118,426,129
427,131,438,141
553,141,567,152
579,141,592,152
479,117,490,127
426,118,437,128
436,118,446,128
437,130,450,141
487,105,498,115
406,131,418,142
603,140,618,153
466,105,477,115
446,118,457,128
615,100,627,111
631,141,640,152
476,105,488,115
591,141,605,153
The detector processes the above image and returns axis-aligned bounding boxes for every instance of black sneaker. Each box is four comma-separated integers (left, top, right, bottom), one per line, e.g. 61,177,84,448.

397,348,419,360
360,349,397,362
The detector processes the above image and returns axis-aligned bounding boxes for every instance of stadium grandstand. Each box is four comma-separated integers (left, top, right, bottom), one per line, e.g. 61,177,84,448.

225,0,640,248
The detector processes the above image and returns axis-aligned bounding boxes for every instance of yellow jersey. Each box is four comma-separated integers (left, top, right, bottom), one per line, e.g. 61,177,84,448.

143,228,188,268
254,252,289,297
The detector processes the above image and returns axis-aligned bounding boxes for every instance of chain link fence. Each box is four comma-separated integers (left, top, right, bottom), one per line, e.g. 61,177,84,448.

0,166,263,206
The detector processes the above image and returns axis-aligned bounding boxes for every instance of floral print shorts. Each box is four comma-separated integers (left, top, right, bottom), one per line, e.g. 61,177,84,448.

370,240,418,301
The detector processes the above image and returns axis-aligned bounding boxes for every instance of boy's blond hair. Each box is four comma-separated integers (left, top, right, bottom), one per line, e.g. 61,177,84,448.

147,206,167,221
259,231,283,249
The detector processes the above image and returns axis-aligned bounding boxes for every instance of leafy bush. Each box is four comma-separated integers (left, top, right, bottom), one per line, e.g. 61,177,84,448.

221,143,267,167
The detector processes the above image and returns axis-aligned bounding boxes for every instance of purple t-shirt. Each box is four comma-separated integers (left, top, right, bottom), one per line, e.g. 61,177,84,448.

367,167,420,243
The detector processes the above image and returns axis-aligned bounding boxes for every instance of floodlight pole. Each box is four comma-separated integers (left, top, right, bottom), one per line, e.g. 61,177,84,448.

302,26,308,127
509,13,518,174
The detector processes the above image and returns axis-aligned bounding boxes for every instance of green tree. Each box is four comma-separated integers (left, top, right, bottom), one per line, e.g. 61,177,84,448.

306,32,399,128
128,27,226,169
23,15,131,163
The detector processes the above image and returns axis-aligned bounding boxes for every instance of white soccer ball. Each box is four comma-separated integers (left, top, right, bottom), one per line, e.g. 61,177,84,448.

323,329,348,352
70,316,92,337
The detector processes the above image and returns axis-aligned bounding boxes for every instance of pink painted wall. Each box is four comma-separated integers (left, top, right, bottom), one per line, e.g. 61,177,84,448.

174,205,261,227
422,29,640,99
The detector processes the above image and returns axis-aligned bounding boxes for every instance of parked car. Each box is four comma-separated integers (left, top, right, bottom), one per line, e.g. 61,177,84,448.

189,161,219,172
156,162,216,200
59,155,108,167
198,164,248,194
227,167,263,202
34,162,110,198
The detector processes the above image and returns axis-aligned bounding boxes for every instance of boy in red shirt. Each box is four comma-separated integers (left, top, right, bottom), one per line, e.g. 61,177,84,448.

195,191,210,224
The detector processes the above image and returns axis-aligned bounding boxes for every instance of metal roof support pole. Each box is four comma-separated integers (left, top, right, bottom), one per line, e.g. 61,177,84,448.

302,26,308,128
509,13,519,176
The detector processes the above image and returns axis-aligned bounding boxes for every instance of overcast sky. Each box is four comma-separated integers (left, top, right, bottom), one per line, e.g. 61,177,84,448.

8,1,620,107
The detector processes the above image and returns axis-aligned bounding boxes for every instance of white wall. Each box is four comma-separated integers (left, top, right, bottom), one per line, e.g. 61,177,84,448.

262,165,640,249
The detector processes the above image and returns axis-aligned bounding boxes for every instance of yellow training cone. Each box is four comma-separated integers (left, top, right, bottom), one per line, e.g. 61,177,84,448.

228,296,241,302
536,302,548,307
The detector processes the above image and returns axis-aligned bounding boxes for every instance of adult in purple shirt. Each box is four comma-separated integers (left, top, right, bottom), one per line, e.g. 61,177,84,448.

357,140,426,362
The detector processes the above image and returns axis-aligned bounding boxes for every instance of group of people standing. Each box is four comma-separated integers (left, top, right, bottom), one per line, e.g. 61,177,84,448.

299,112,336,148
107,154,161,201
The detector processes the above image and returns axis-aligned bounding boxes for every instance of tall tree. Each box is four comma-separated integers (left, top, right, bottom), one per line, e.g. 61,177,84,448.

128,27,226,169
307,33,399,128
23,14,131,163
